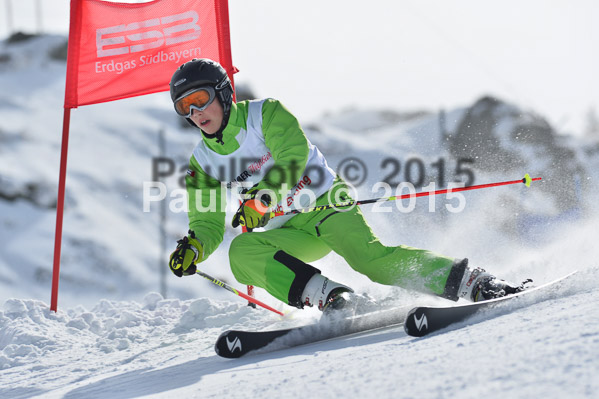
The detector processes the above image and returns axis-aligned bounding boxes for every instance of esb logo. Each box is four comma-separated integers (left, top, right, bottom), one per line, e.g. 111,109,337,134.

96,11,201,58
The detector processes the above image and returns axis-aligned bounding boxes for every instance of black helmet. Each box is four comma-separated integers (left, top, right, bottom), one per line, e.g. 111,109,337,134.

170,59,234,144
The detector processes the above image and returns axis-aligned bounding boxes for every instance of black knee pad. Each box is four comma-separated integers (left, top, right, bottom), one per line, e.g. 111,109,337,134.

441,258,469,301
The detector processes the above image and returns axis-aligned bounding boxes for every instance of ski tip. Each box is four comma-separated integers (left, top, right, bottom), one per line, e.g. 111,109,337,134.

404,307,431,338
215,331,245,359
523,173,532,187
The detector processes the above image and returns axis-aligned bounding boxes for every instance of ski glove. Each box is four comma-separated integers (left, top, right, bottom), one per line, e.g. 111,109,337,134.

169,230,204,277
232,188,272,229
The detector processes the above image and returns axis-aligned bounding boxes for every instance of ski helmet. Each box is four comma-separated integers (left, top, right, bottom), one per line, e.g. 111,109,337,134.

170,59,234,144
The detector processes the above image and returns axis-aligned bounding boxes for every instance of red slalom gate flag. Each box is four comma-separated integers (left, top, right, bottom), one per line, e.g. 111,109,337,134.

64,0,234,108
52,0,235,312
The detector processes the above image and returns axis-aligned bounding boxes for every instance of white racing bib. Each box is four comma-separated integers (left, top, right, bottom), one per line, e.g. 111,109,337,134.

192,99,336,229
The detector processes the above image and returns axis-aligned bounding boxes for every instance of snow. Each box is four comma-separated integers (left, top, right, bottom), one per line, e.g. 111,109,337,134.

1,276,598,398
1,34,598,398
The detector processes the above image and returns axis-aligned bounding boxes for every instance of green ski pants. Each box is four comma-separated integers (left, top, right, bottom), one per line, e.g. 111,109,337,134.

229,180,457,305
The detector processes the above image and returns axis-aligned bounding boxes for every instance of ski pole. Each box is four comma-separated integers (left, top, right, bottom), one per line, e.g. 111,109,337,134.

270,174,541,217
196,270,284,316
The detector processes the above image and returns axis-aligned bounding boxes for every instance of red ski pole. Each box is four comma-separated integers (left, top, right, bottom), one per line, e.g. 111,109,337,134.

196,270,284,316
270,174,542,217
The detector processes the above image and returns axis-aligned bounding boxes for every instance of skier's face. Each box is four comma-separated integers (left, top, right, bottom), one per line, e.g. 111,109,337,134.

189,99,224,135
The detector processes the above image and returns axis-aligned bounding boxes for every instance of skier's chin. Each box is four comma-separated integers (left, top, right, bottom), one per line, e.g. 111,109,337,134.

202,130,218,137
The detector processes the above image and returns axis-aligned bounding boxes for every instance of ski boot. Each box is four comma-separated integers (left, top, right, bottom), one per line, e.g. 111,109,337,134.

300,273,379,317
322,288,354,313
300,273,354,312
459,267,532,302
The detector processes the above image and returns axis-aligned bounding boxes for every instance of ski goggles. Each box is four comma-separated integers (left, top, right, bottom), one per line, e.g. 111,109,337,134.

173,86,216,117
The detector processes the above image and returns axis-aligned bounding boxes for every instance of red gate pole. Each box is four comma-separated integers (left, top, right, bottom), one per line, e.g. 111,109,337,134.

50,108,72,312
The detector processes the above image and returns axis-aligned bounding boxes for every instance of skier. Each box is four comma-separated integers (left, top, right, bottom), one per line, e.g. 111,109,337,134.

167,58,525,311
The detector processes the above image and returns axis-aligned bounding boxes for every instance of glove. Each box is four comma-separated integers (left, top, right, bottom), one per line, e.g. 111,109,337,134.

169,230,204,277
232,189,272,229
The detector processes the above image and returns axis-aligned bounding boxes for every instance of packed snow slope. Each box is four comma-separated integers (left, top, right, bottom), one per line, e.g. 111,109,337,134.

1,34,598,398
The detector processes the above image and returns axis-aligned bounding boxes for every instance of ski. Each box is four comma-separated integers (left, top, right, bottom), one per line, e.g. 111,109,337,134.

404,271,577,337
215,305,412,358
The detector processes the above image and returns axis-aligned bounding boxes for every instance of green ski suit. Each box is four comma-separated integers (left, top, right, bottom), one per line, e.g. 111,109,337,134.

185,99,464,308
